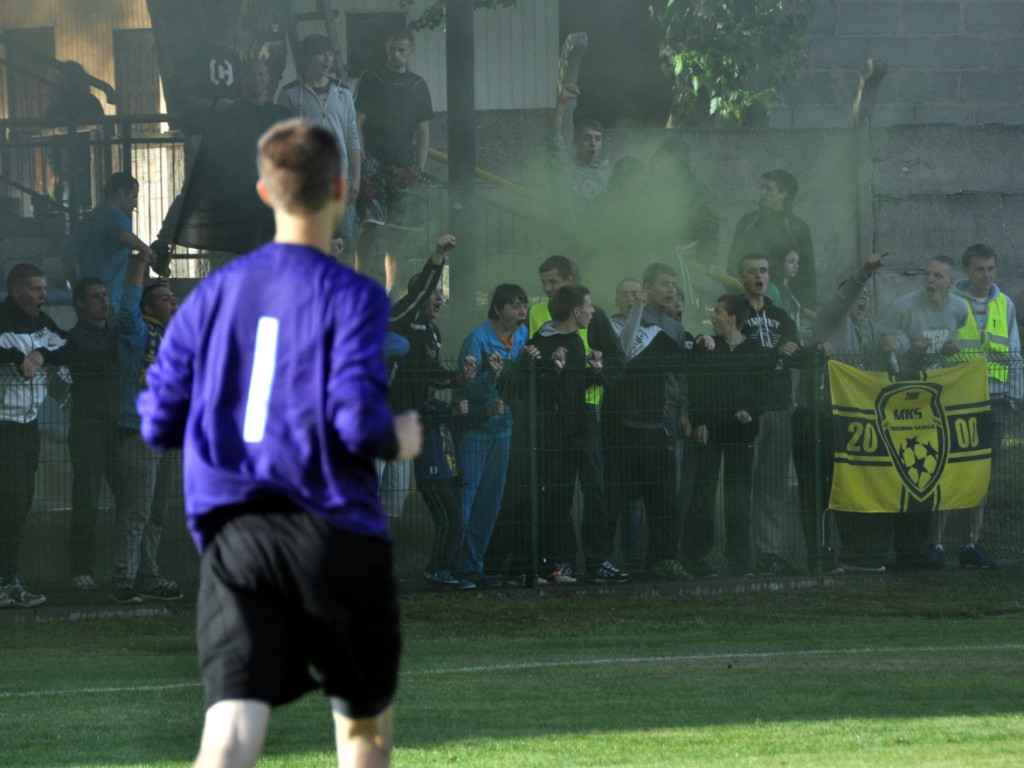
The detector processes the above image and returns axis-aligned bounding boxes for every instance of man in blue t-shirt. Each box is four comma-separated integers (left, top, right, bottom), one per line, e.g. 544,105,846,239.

66,172,155,309
139,119,421,768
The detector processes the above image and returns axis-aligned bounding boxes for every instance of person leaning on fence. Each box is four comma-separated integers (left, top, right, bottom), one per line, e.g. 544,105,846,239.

529,283,623,585
452,284,538,587
65,277,121,591
138,119,422,768
880,255,969,571
937,244,1022,570
793,253,894,575
736,254,804,578
684,294,768,579
0,262,73,609
112,253,183,604
603,263,694,579
526,255,627,584
386,233,477,584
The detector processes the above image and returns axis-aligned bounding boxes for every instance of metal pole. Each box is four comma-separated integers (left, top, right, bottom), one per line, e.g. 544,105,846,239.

445,0,477,331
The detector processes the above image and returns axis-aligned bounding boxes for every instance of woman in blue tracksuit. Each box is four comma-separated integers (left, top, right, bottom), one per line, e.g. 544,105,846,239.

452,284,537,584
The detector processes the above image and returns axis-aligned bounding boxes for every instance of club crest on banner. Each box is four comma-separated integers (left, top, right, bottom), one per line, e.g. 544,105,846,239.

876,383,947,504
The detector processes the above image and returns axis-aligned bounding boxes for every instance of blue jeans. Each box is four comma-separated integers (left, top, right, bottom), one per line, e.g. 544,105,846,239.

457,429,510,575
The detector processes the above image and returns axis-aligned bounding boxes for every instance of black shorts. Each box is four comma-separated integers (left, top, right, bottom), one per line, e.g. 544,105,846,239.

196,504,400,717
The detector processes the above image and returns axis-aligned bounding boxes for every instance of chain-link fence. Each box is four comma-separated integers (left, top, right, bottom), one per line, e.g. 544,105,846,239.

4,350,1021,592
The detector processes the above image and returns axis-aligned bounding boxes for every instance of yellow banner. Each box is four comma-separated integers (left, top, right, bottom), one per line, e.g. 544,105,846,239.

829,357,991,513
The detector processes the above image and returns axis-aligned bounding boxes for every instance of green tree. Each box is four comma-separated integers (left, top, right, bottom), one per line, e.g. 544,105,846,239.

399,0,518,31
650,0,814,126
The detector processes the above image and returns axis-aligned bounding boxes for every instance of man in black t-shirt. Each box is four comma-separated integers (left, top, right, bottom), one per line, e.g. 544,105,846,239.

354,27,434,292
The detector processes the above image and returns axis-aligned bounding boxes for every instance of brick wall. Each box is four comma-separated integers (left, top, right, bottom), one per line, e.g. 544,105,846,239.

771,0,1024,128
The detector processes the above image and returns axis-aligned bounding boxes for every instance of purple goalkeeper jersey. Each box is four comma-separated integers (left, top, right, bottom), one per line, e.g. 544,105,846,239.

137,242,398,552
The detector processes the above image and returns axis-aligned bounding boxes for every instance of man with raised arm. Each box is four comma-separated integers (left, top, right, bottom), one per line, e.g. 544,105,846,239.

138,120,421,768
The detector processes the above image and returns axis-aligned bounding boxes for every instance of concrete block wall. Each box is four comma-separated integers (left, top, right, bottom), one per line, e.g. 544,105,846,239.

771,0,1024,128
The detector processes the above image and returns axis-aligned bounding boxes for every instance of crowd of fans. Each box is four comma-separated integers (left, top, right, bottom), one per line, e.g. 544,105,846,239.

1,28,1019,607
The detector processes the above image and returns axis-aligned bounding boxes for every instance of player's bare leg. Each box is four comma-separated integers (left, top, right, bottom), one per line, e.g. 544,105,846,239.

332,701,393,768
193,699,270,768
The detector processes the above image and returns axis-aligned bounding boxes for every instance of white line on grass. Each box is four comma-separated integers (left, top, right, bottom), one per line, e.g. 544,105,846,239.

4,643,1022,699
404,643,1024,677
0,682,201,699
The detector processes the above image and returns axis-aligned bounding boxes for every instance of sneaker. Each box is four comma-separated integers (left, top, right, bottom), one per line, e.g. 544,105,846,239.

651,559,692,579
71,574,97,590
505,574,547,588
111,587,143,604
755,555,802,577
425,570,461,587
465,572,503,588
137,578,183,601
685,558,718,579
923,544,946,570
2,579,46,608
959,543,996,570
726,560,754,578
550,564,577,584
588,561,630,584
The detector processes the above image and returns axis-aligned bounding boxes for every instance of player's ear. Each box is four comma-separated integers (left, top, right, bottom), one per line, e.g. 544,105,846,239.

256,179,273,206
334,174,347,202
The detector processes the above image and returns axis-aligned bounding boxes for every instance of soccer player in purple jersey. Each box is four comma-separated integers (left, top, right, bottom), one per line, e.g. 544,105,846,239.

138,119,421,768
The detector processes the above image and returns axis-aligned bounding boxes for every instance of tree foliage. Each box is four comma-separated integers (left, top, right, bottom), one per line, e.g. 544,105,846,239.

398,0,518,32
650,0,815,126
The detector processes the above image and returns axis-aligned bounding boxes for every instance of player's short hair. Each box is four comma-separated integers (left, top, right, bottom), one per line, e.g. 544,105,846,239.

717,293,752,327
549,284,590,322
257,120,341,214
6,262,45,293
738,253,769,277
539,255,573,280
487,283,528,320
929,254,957,272
762,169,798,206
642,262,675,286
103,172,138,202
574,118,603,141
388,27,414,47
73,276,105,304
962,243,997,269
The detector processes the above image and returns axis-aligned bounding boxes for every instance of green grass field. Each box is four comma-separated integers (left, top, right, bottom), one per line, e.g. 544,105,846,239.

2,572,1023,767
